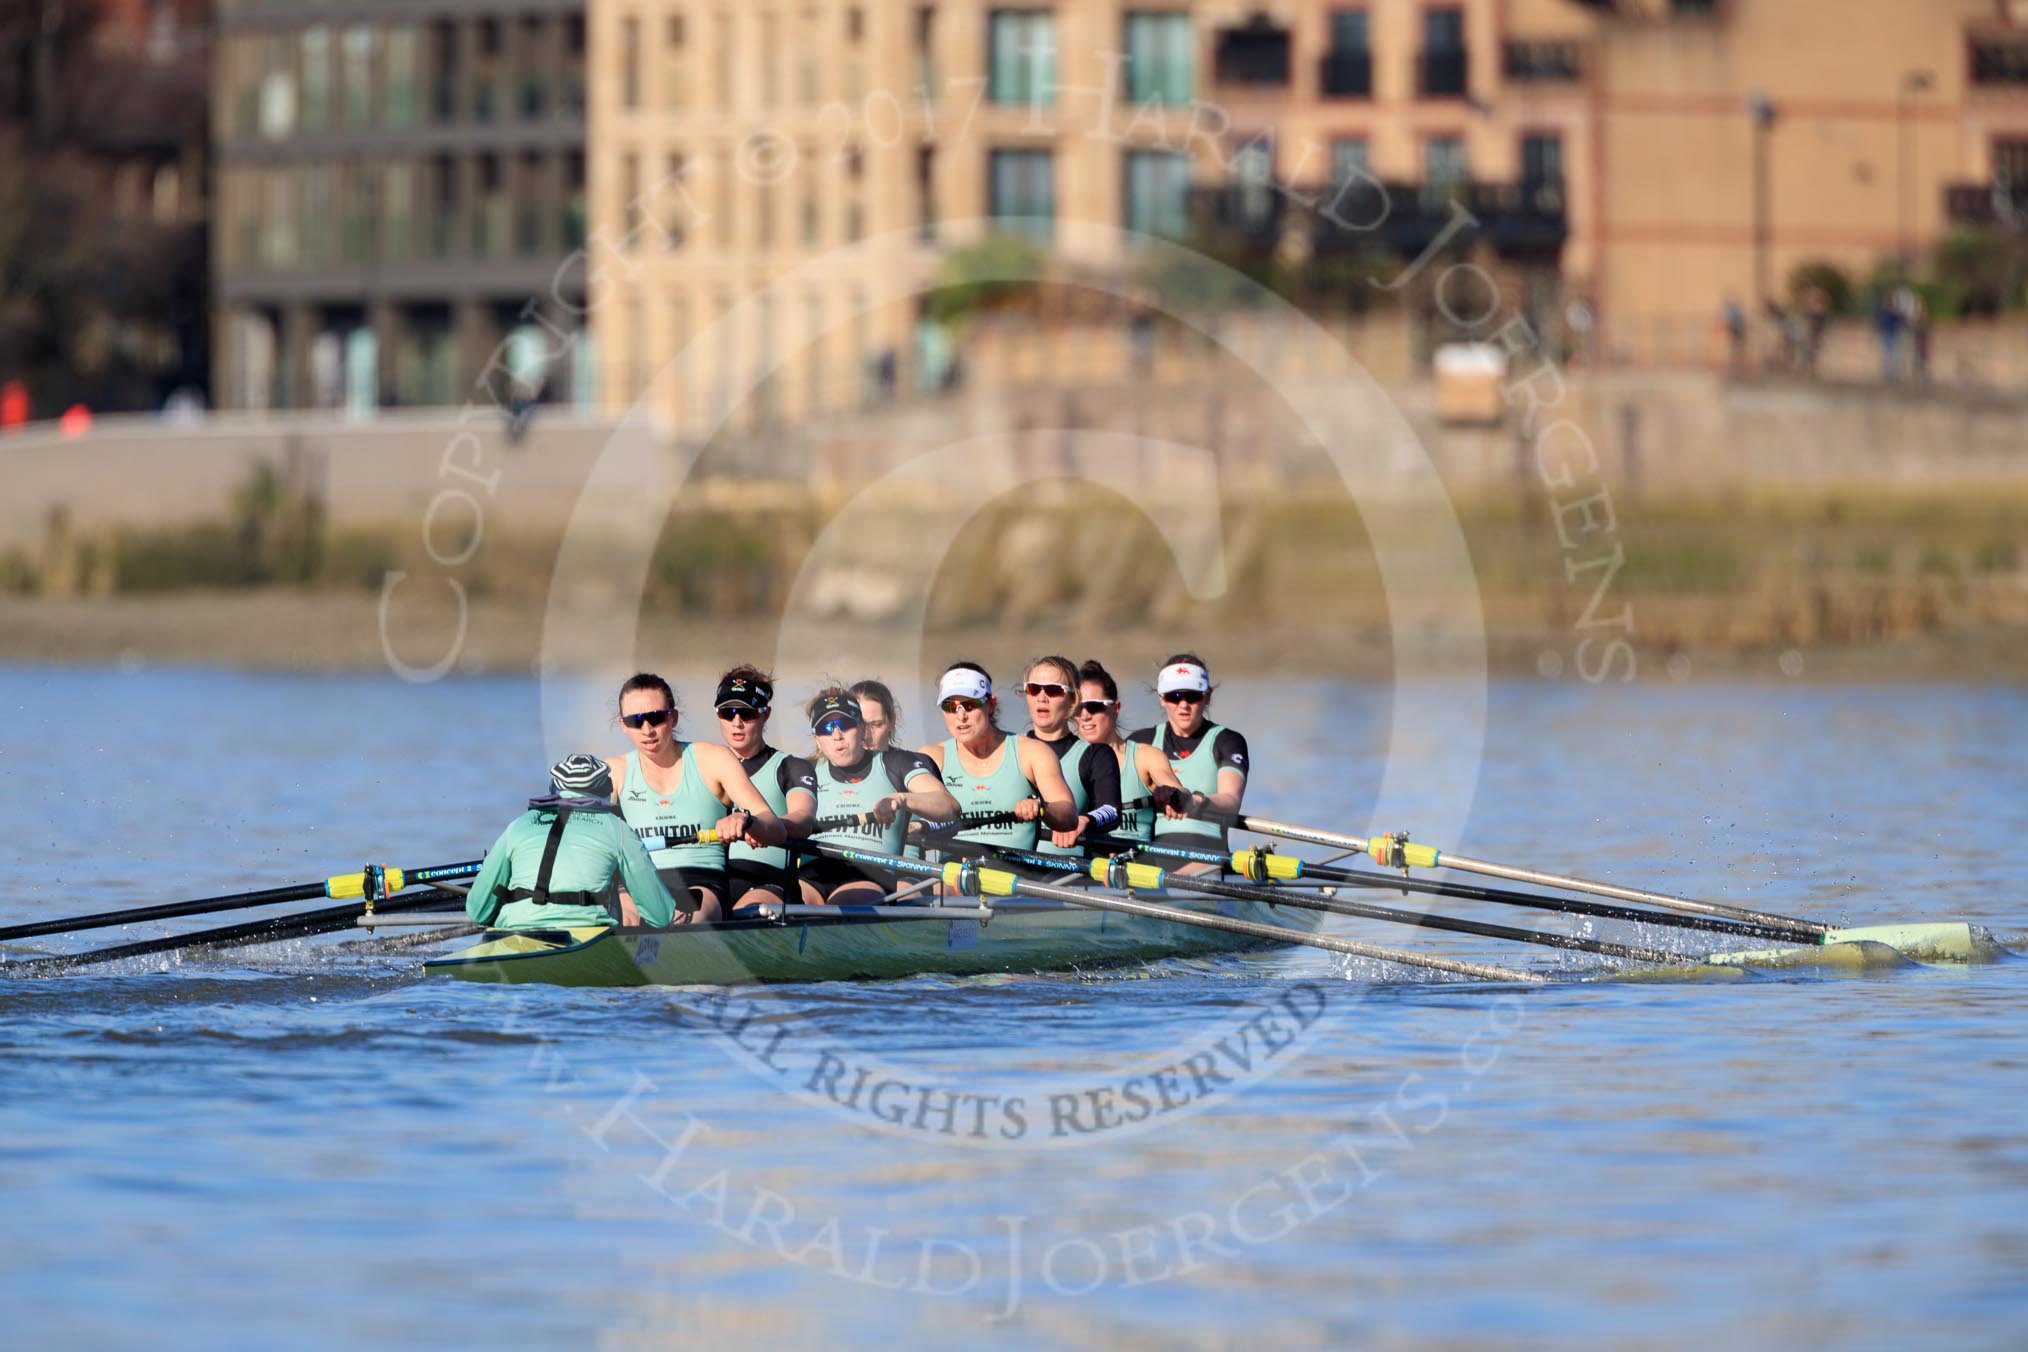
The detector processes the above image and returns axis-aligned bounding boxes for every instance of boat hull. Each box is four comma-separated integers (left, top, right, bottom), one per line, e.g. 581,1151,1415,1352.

423,897,1321,987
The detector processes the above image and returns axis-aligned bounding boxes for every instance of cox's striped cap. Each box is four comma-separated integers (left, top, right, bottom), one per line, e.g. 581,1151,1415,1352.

550,753,613,798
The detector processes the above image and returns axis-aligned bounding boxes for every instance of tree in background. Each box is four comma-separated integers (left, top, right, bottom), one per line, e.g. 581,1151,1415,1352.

0,0,210,417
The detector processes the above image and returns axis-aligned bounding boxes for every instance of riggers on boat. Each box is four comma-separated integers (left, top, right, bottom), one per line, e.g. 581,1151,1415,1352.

422,893,1324,987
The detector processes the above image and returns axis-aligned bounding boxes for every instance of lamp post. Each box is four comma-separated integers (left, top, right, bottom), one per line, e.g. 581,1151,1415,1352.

1746,89,1775,306
1897,69,1934,273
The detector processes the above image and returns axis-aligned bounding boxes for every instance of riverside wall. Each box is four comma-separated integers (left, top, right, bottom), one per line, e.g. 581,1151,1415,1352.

2,363,2024,550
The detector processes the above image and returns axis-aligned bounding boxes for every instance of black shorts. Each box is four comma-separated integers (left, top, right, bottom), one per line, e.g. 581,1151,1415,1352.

727,859,794,901
659,868,728,912
798,858,896,900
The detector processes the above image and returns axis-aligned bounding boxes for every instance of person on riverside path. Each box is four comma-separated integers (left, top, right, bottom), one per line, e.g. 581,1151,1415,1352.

605,672,785,923
799,689,959,904
1127,653,1250,868
709,664,817,910
917,661,1077,852
1019,654,1123,859
1073,658,1191,846
466,755,679,932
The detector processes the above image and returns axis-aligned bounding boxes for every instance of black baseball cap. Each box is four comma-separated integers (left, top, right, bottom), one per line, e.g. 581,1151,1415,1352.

808,693,862,731
715,673,773,711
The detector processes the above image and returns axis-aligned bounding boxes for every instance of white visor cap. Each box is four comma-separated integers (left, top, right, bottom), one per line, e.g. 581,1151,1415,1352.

1156,662,1211,695
937,667,993,704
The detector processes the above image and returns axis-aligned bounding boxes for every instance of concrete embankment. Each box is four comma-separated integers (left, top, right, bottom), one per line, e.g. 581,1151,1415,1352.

2,366,2023,678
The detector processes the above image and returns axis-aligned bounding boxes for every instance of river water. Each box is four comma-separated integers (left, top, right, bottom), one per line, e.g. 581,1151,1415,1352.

1,665,2023,1349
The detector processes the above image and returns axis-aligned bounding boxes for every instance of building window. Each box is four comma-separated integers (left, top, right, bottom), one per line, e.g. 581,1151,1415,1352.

1998,137,2028,189
1670,0,1716,15
259,36,296,140
429,154,456,258
760,11,779,104
801,8,820,105
1520,132,1562,185
917,144,936,241
341,164,373,263
914,4,935,94
716,149,735,246
1233,135,1274,227
1970,35,2028,87
476,152,508,257
428,20,456,123
622,152,642,249
627,298,647,400
1330,137,1368,185
262,168,296,266
804,293,824,412
386,27,418,128
1419,8,1467,98
1124,149,1190,238
988,148,1054,239
474,19,501,122
519,18,547,119
304,166,334,264
622,16,641,109
989,10,1056,105
666,152,690,247
1422,134,1466,207
1125,11,1191,105
342,26,375,129
301,26,331,132
517,152,544,253
383,162,413,262
714,12,733,106
1321,9,1371,98
564,151,586,248
1503,39,1580,83
1213,15,1289,87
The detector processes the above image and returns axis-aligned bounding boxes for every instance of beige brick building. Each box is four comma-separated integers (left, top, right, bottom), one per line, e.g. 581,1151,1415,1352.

584,0,2028,424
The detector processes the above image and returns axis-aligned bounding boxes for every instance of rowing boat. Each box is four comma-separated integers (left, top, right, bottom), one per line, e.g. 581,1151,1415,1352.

423,894,1323,987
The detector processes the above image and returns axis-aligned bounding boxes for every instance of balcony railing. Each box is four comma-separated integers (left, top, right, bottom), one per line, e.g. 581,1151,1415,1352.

1192,177,1568,260
1186,184,1284,249
1944,181,2028,229
1503,39,1581,83
1214,20,1291,87
1319,49,1372,98
1970,37,2028,87
1418,48,1469,98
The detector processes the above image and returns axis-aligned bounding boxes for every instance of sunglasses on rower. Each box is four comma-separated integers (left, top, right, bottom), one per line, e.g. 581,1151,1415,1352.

716,704,762,723
620,708,675,729
1161,690,1206,706
1076,699,1116,716
939,696,985,714
1022,681,1070,698
815,717,856,736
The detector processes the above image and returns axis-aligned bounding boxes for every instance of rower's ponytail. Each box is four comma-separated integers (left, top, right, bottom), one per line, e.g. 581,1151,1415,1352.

1077,659,1119,703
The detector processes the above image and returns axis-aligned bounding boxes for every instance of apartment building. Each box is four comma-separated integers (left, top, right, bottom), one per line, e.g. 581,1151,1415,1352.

1579,0,2028,332
590,0,1585,427
581,0,2028,423
212,0,590,410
